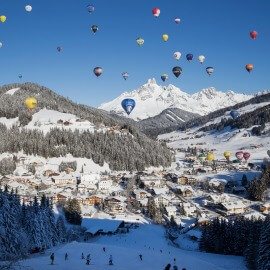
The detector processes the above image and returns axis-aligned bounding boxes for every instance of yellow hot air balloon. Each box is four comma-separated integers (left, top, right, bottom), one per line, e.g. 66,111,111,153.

0,16,7,23
206,152,214,162
162,34,169,42
224,152,231,160
25,98,37,111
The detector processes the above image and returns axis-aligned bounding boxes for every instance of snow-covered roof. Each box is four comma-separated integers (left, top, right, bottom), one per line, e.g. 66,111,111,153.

221,201,247,210
186,229,202,239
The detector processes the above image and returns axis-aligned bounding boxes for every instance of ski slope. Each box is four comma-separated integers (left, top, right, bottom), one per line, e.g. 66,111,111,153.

19,224,246,270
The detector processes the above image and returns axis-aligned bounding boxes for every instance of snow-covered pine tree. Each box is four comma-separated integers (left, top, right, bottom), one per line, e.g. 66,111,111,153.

258,215,270,270
56,216,67,243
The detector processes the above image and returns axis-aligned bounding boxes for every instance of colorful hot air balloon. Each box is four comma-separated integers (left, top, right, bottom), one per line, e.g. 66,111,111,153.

57,47,62,52
152,8,160,18
0,16,6,23
122,72,129,80
186,54,193,62
91,25,99,34
198,55,205,64
174,52,181,61
230,110,239,120
199,153,206,162
25,97,37,111
206,67,214,76
243,152,250,161
236,151,244,162
162,34,169,42
93,67,103,77
250,31,258,40
174,18,181,24
206,153,214,162
246,64,253,73
172,66,182,78
121,99,136,115
224,152,231,161
161,74,168,82
136,38,144,47
25,5,32,13
86,5,95,14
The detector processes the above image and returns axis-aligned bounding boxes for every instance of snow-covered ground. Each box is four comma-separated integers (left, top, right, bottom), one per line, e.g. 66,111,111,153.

5,87,20,95
18,224,246,270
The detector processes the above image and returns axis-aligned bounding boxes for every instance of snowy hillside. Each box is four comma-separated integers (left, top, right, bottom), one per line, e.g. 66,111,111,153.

99,79,253,121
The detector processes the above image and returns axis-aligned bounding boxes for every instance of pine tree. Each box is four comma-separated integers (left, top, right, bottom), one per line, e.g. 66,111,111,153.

56,216,67,243
258,215,270,270
64,199,82,225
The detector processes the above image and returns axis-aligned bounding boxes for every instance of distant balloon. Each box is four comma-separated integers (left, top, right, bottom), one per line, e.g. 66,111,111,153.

243,152,250,161
224,152,231,161
86,5,95,14
206,153,214,162
152,8,160,18
230,110,239,120
18,74,22,79
250,31,258,40
0,42,2,48
174,18,181,24
162,34,169,42
0,16,6,23
161,74,168,82
267,150,270,157
121,99,136,115
122,72,129,80
25,5,32,13
198,153,206,162
93,67,103,77
57,47,62,52
172,66,182,78
186,54,193,62
198,55,205,64
174,52,181,61
136,38,144,47
236,151,244,162
91,25,99,34
25,97,37,111
206,67,214,76
246,64,253,73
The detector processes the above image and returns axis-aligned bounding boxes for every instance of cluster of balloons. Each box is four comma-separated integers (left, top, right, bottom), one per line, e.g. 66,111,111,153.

245,31,258,73
235,151,250,162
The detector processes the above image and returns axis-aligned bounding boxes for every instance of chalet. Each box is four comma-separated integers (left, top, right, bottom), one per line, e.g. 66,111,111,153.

53,193,68,204
182,202,196,217
260,202,270,213
220,201,247,216
154,194,170,207
178,176,197,185
65,168,75,174
133,189,150,200
88,195,104,206
140,176,163,188
52,174,77,185
207,194,230,205
98,180,113,190
165,206,178,218
110,202,126,213
198,217,211,226
177,186,193,197
80,173,100,184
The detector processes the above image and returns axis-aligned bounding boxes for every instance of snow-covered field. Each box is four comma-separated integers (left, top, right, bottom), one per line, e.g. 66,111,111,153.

19,224,246,270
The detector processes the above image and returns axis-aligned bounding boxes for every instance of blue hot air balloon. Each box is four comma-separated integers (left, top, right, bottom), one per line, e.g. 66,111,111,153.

121,99,136,115
230,110,239,120
186,54,194,62
86,5,95,14
122,72,129,80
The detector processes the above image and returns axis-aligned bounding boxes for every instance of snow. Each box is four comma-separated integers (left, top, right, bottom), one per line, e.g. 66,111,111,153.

99,78,253,121
0,117,18,128
5,87,20,95
18,223,246,270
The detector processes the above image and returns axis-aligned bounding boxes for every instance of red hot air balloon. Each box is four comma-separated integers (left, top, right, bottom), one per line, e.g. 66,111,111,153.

250,31,258,40
246,64,254,73
152,8,160,17
243,152,250,161
236,151,244,161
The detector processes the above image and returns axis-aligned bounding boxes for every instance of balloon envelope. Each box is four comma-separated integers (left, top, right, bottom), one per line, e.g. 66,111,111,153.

25,5,32,12
172,67,182,78
174,52,181,60
152,8,160,17
161,74,168,82
250,31,258,40
0,16,6,23
206,67,214,76
86,5,95,13
93,67,103,77
175,18,181,24
162,34,169,42
230,110,239,120
136,38,144,46
121,99,136,115
18,74,22,79
25,98,37,110
186,54,193,62
246,64,253,73
122,72,129,80
57,47,62,52
243,152,250,161
0,42,2,48
224,152,231,159
91,25,99,33
198,55,205,64
236,151,244,161
206,153,214,162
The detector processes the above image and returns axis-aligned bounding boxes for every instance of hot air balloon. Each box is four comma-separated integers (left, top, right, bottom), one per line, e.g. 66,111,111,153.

236,151,244,162
199,153,206,162
206,67,214,76
18,74,22,79
161,74,168,82
230,110,239,120
152,8,160,18
91,25,99,34
162,34,169,42
224,152,231,161
122,72,129,80
198,55,205,64
25,5,32,13
250,31,258,40
175,18,181,24
86,5,95,14
206,153,214,162
25,98,37,111
121,99,136,115
172,66,182,78
267,150,270,157
57,47,62,52
186,54,193,62
243,152,250,161
136,38,144,47
93,67,102,77
174,52,181,61
246,64,253,73
0,16,6,23
0,42,2,48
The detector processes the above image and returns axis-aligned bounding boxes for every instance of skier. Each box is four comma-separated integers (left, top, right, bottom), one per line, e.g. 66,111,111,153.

103,247,106,252
86,254,91,265
82,253,85,259
50,253,54,265
109,255,113,265
65,253,68,260
164,264,171,270
139,254,142,261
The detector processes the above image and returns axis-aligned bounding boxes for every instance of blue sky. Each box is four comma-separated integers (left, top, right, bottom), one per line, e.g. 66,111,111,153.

0,0,269,107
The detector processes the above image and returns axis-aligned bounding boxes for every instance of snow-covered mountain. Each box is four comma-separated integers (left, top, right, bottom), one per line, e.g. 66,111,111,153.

99,79,253,121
